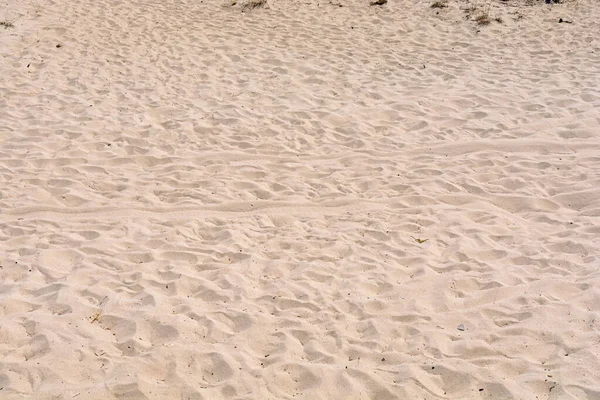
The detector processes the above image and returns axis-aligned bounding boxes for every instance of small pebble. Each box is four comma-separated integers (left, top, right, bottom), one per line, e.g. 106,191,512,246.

458,324,465,331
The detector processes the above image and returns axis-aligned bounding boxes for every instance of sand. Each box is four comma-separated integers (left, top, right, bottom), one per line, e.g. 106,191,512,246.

1,0,599,398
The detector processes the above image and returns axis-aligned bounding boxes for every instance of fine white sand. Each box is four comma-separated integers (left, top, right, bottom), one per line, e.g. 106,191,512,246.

1,0,599,398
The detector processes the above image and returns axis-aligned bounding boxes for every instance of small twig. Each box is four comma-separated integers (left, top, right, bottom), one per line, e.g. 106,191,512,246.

410,236,428,244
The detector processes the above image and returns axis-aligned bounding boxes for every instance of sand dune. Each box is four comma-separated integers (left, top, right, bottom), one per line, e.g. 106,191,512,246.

1,0,599,398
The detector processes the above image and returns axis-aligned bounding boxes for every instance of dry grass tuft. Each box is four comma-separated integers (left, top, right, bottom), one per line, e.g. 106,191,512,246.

431,1,448,8
29,0,43,14
242,0,267,11
464,4,477,15
370,0,387,5
1,20,15,29
475,12,491,25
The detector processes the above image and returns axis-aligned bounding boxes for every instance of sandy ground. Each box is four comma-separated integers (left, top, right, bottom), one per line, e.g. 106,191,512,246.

1,0,600,398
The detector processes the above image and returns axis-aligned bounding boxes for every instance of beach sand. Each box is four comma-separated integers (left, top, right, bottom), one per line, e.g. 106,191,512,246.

1,0,599,398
